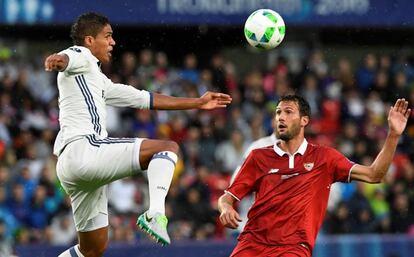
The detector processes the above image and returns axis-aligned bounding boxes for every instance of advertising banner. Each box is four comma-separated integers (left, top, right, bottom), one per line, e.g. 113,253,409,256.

1,0,413,27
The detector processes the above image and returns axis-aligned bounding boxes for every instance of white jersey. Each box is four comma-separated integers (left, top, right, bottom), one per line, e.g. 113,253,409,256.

53,46,152,156
229,133,277,233
242,133,278,159
231,133,277,183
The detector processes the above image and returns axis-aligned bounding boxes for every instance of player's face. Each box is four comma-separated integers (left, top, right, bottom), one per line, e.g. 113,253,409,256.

89,24,116,64
274,101,307,141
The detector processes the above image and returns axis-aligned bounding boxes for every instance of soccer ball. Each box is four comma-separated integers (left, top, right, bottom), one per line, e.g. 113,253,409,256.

244,9,286,50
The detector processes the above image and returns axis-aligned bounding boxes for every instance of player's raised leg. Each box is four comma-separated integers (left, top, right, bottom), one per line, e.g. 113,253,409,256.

136,139,179,245
58,228,108,257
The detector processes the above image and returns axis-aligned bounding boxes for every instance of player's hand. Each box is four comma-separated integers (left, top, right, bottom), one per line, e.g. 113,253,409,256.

199,91,232,110
388,98,411,136
219,205,242,229
44,53,69,72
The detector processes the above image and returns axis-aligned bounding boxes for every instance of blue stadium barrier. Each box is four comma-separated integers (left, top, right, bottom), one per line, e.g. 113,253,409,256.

15,241,235,257
313,235,414,257
15,235,414,257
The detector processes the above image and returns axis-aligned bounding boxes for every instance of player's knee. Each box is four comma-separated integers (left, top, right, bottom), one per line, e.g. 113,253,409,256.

163,140,179,154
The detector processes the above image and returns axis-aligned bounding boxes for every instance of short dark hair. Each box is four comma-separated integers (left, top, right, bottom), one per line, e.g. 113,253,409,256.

277,94,311,117
70,12,109,46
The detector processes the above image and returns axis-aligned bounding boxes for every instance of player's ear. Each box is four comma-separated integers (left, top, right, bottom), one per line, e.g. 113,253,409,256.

301,116,309,127
84,36,94,47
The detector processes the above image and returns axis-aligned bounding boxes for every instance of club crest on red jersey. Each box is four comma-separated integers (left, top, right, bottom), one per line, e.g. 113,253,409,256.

304,162,314,171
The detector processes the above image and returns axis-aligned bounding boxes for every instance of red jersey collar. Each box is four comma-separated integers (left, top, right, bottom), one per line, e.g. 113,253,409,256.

273,139,308,156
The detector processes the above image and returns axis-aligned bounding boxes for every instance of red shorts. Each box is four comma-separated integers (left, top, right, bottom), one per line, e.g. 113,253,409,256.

230,240,311,257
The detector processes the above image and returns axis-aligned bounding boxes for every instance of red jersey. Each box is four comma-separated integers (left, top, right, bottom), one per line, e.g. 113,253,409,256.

226,139,354,251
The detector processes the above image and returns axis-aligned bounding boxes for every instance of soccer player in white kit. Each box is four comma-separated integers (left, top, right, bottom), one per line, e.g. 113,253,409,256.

44,12,232,257
230,119,277,233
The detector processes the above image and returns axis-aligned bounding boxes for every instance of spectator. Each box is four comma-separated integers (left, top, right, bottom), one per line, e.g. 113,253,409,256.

109,178,138,214
328,201,352,234
6,183,30,226
215,129,249,174
49,214,76,245
178,53,199,84
356,53,377,93
0,38,414,244
390,193,414,233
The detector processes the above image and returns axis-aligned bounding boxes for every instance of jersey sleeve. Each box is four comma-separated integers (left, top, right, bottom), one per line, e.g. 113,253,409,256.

59,47,90,74
226,151,259,201
104,77,152,109
328,147,355,183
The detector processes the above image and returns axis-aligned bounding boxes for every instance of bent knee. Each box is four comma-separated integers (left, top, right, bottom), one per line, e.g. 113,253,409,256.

162,140,179,154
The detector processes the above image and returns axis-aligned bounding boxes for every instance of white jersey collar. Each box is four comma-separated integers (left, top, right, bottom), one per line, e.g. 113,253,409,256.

273,138,308,157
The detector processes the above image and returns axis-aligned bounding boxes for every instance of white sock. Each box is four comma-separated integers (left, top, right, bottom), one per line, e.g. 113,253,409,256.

147,151,177,218
58,245,85,257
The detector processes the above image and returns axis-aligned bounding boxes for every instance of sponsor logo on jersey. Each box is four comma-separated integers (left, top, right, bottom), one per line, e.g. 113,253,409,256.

69,47,81,53
268,168,279,174
281,173,299,180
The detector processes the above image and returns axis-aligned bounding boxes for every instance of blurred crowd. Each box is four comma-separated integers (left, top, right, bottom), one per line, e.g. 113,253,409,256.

0,43,413,254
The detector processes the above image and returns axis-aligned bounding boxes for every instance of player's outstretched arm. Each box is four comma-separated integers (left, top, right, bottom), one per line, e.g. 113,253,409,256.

44,53,69,72
218,193,242,229
351,98,411,183
152,91,232,110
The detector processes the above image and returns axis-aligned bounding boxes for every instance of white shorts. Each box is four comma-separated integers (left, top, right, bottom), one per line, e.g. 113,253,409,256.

56,135,143,232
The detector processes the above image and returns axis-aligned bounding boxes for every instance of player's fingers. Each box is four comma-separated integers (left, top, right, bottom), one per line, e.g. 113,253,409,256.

220,213,232,226
46,57,59,71
397,99,406,113
227,217,239,228
393,99,401,111
225,223,237,229
213,93,232,100
402,100,409,112
219,213,226,221
212,93,224,99
226,220,237,229
230,217,241,225
46,54,60,70
219,215,225,225
44,56,53,70
220,99,232,104
399,101,408,116
228,213,240,226
222,212,239,228
395,99,404,113
220,93,231,99
234,212,242,222
388,106,393,116
405,108,411,119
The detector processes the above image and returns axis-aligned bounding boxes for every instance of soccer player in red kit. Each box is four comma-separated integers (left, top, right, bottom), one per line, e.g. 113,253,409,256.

218,95,411,257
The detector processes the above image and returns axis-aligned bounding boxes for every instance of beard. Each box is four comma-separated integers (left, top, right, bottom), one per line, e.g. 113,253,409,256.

276,122,301,142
